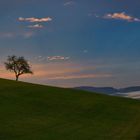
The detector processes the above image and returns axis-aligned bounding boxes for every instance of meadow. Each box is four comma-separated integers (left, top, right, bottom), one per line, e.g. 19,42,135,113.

0,78,140,140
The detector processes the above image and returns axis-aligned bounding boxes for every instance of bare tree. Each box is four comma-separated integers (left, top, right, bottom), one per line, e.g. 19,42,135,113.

4,55,33,81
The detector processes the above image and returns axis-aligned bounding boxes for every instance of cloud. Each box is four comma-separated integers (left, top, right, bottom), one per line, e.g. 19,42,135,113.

34,56,47,62
28,24,44,28
64,1,75,6
47,56,70,61
0,32,15,38
47,74,112,80
104,12,140,22
30,63,111,80
0,31,35,39
18,17,52,23
1,61,112,87
88,13,99,18
32,63,81,77
34,56,70,62
83,50,88,53
23,32,35,38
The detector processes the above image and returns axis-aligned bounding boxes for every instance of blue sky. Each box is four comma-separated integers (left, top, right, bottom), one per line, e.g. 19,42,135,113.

0,0,140,87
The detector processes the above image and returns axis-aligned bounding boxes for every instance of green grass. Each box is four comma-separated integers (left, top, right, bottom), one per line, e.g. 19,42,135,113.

0,78,140,140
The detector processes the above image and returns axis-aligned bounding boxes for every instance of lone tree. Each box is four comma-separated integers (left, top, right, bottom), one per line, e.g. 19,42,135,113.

4,55,33,81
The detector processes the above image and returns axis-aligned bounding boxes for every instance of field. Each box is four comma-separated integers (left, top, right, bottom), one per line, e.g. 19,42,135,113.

0,78,140,140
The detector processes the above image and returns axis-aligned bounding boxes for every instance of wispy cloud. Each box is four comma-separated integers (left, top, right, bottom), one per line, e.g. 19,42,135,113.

0,61,112,86
83,50,88,53
0,32,15,38
28,24,44,28
23,32,35,38
104,12,140,22
35,56,70,62
47,74,112,80
0,31,35,39
18,17,52,23
88,13,99,18
64,1,75,6
30,63,111,80
47,56,70,61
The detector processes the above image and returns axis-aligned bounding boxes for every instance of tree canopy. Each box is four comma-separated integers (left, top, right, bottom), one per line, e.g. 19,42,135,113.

4,55,33,81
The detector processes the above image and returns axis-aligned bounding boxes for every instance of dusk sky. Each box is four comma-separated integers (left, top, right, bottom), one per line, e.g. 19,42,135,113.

0,0,140,87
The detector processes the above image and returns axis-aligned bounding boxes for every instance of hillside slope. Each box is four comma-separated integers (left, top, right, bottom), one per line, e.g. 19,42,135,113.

0,78,140,140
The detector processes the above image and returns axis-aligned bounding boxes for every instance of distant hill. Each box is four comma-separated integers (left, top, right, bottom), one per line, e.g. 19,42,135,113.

74,86,118,94
0,78,140,140
75,86,140,94
119,86,140,93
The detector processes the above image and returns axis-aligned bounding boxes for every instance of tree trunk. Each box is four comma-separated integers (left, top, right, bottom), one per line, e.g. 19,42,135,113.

16,75,19,81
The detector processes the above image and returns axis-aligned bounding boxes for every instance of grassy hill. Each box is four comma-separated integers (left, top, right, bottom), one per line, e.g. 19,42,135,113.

0,78,140,140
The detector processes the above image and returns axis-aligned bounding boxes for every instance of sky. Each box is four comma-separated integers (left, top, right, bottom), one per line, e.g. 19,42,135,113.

0,0,140,88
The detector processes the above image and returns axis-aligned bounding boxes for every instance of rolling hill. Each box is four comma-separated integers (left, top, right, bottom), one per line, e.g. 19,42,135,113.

0,78,140,140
